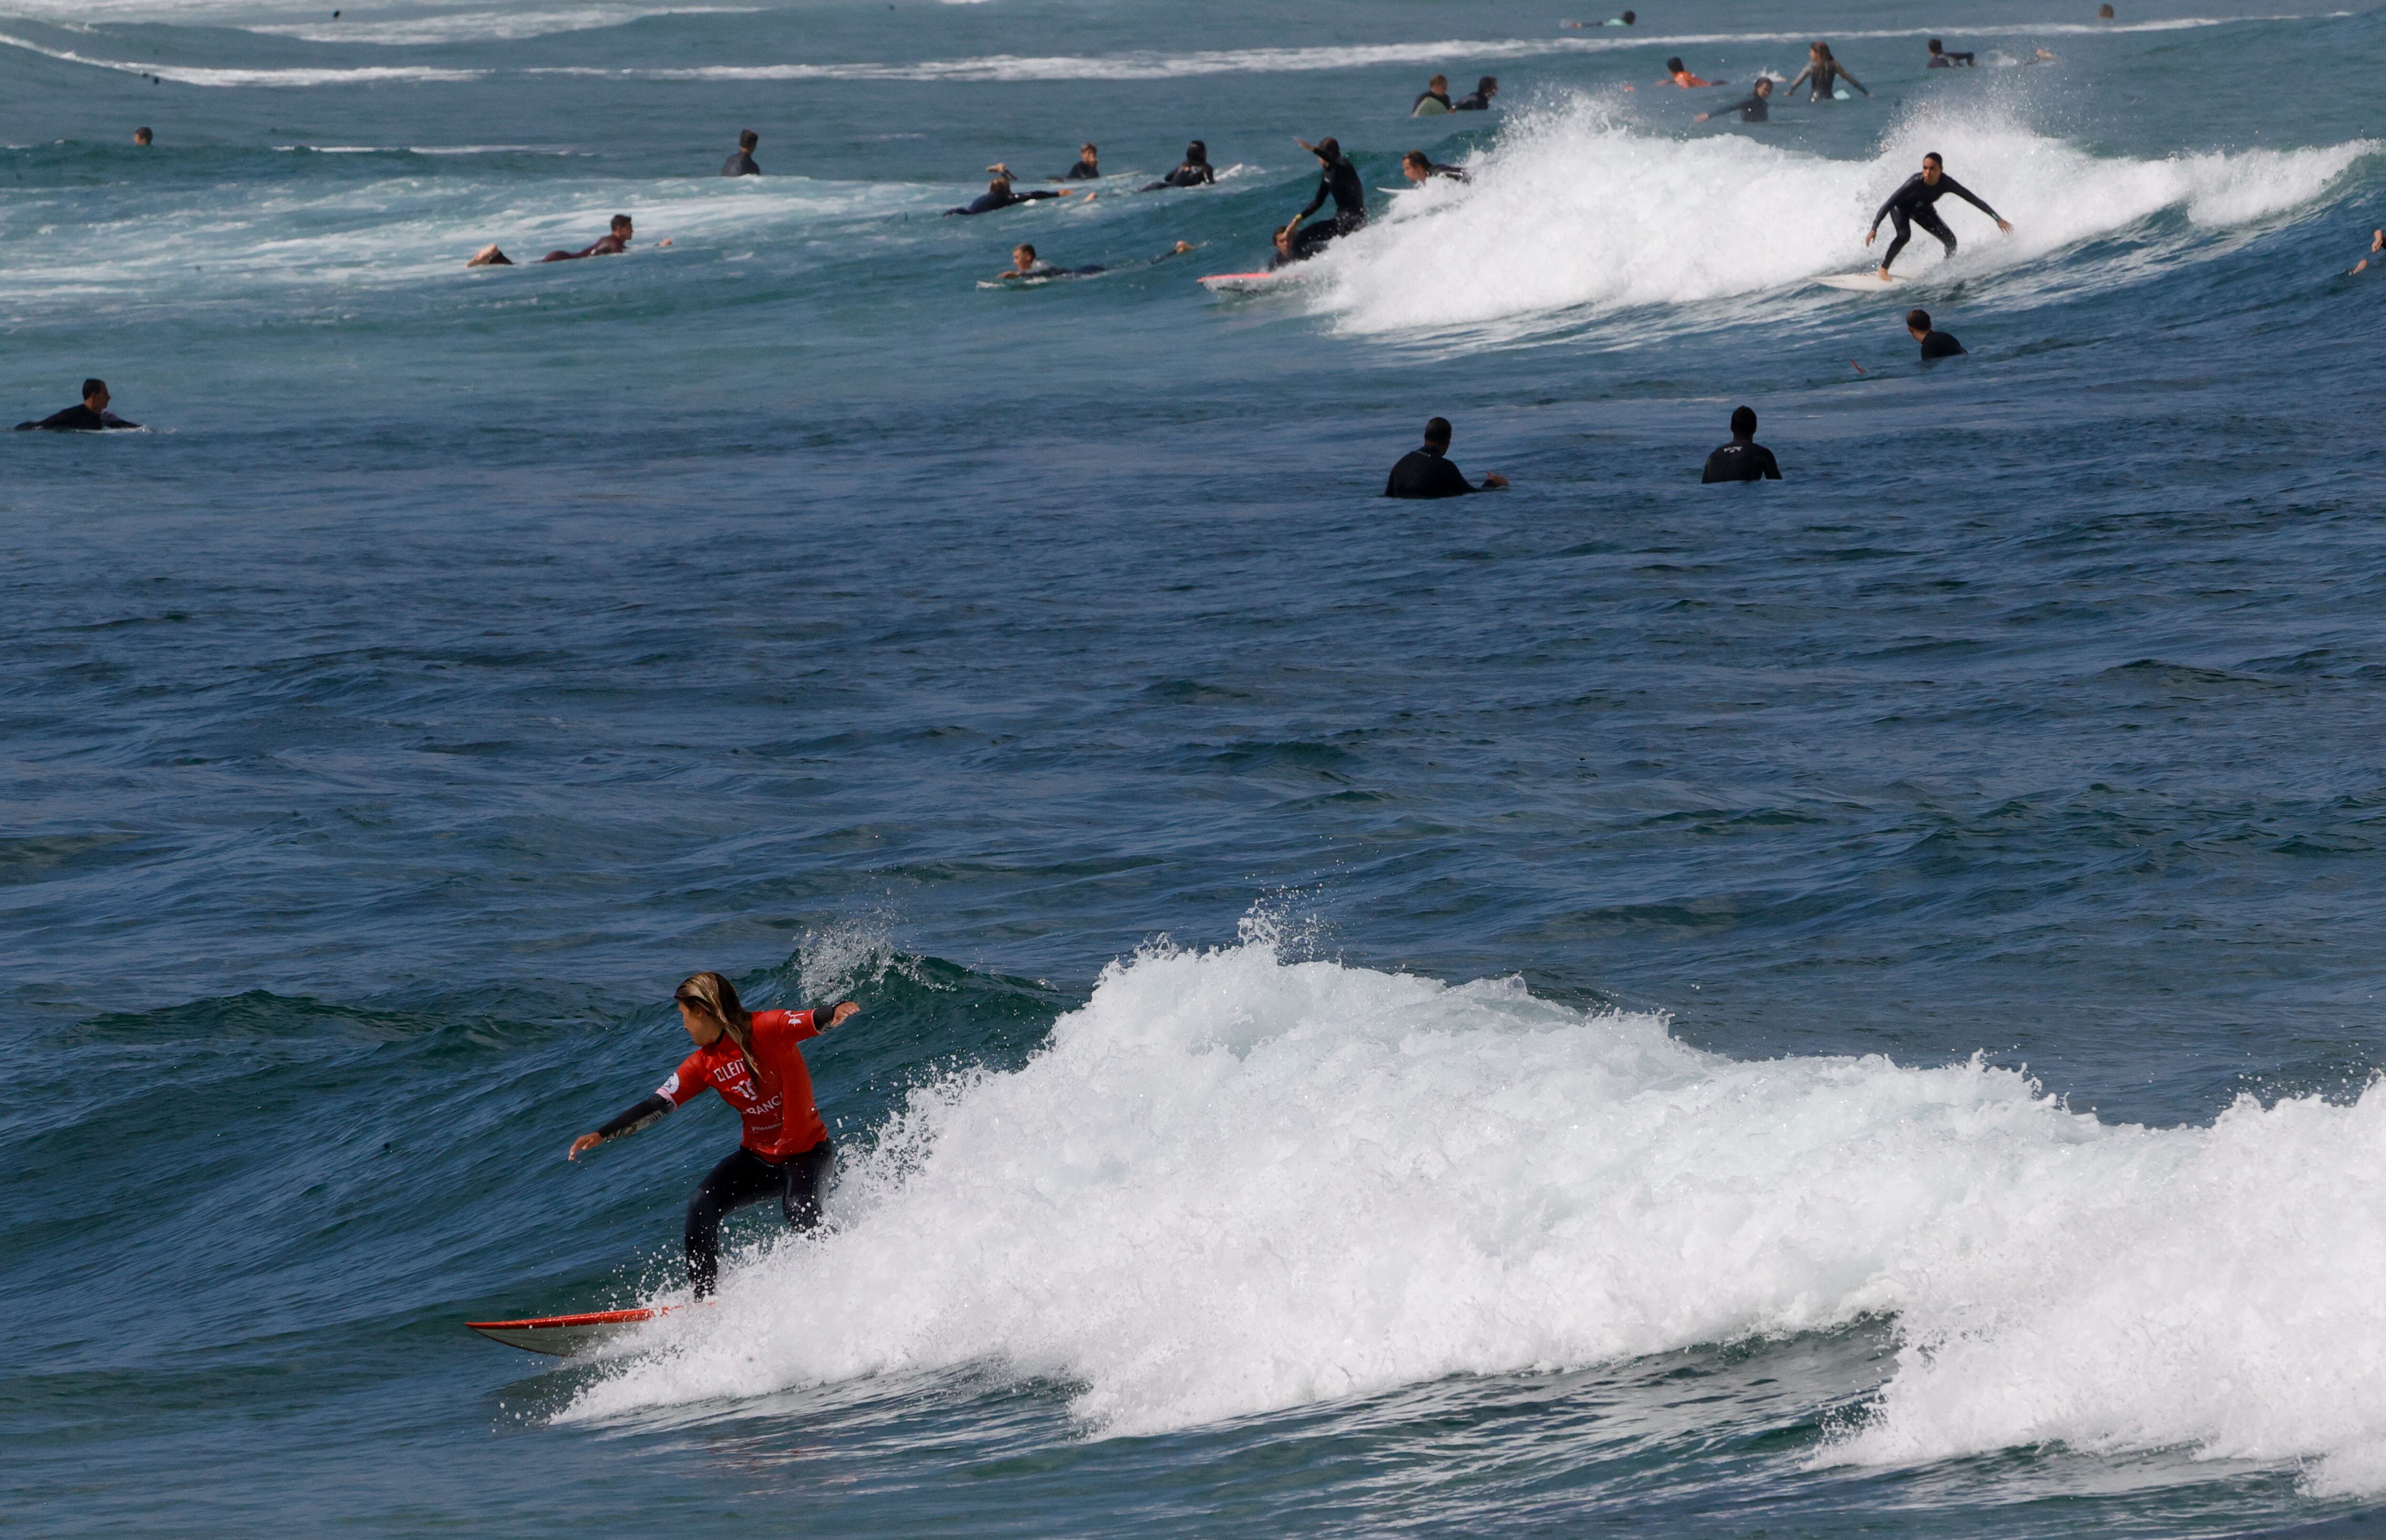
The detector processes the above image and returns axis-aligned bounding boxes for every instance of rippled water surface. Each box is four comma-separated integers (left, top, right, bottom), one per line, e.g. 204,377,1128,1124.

6,0,2386,1532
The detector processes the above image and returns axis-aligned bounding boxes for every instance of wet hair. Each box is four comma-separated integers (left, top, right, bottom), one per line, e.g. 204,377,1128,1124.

1923,151,1943,167
1730,405,1757,437
675,972,768,1087
1016,243,1036,259
1906,308,1933,332
133,126,152,144
2097,3,2114,15
1620,9,1634,19
1185,140,1208,163
610,213,632,231
1928,38,1943,51
82,378,107,400
1811,41,1835,61
1429,74,1448,89
1666,57,1685,72
1080,142,1097,155
1316,136,1341,160
1403,150,1430,169
1424,416,1453,445
1754,76,1773,89
738,128,758,150
1476,76,1497,92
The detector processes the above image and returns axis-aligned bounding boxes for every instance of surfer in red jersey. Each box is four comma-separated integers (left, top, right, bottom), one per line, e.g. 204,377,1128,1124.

569,972,859,1298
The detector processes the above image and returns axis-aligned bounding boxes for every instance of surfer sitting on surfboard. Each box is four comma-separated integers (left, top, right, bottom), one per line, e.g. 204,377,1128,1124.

568,972,860,1298
1866,152,2012,279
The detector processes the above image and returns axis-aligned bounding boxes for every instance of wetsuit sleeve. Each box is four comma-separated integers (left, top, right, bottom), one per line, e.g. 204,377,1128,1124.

1784,63,1814,94
1940,175,2000,220
1298,176,1330,219
1758,446,1781,480
595,1093,672,1139
1842,68,1869,94
655,1050,710,1108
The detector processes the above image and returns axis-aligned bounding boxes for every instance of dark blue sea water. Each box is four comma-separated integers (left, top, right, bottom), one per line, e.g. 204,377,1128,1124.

6,0,2386,1532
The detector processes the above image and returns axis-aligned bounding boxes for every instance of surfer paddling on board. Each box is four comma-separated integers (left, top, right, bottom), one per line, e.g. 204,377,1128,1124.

1866,152,2011,279
568,973,859,1298
1279,136,1366,261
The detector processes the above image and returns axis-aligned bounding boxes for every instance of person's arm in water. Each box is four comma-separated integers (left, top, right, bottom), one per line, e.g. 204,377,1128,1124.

1782,62,1816,95
1938,174,2014,231
1694,92,1759,122
566,1001,859,1160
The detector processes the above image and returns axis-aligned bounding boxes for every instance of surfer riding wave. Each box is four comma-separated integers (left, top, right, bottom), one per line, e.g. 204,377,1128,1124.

569,972,860,1298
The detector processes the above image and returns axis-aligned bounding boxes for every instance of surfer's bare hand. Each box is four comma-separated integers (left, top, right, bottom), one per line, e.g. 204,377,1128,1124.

1996,219,2013,234
1484,473,1510,489
568,1132,602,1161
1864,229,1876,247
826,1000,861,1029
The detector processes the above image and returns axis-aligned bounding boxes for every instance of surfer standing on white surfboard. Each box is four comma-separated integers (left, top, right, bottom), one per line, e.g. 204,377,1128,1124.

568,972,859,1299
1867,152,2013,280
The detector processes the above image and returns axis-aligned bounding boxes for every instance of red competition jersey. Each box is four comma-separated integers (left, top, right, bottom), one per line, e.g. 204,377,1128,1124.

657,1009,826,1160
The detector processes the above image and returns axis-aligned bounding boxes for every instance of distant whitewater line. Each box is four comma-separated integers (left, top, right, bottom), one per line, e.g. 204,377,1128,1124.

245,6,761,45
0,14,2346,86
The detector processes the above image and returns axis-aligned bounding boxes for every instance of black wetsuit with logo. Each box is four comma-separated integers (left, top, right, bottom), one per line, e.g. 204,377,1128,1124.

1701,437,1781,482
1872,171,2000,270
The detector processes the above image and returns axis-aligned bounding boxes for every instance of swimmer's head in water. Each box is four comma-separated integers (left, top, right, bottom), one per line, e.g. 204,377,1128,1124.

1906,308,1933,335
1475,76,1497,94
738,128,758,151
1403,150,1429,170
1014,243,1036,265
1185,140,1208,164
1619,9,1634,20
83,379,109,408
610,214,633,235
1928,37,1943,52
133,126,152,145
1810,40,1835,61
1424,416,1453,447
1428,74,1448,92
1079,143,1097,161
1730,405,1757,437
2097,3,2114,15
1665,56,1685,73
1754,77,1774,94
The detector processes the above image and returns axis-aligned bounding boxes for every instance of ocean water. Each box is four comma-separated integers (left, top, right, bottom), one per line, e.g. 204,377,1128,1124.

6,0,2386,1531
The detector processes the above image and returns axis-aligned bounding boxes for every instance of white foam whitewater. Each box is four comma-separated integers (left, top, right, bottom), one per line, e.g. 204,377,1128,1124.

1314,96,2373,336
560,929,2386,1495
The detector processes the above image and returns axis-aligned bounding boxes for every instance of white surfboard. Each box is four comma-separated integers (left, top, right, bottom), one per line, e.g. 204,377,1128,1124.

1197,270,1298,294
467,1304,686,1355
1813,271,1909,291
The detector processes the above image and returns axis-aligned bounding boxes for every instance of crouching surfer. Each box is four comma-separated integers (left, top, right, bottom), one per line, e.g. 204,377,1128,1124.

568,972,860,1298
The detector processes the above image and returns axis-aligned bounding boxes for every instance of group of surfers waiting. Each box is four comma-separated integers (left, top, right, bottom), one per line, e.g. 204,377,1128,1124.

1381,309,1967,498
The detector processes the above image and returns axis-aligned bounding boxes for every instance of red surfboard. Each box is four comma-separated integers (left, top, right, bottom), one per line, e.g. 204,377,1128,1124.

466,1305,686,1355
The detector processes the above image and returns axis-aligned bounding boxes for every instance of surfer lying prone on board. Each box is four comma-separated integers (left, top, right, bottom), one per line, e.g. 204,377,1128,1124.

1866,153,2011,278
944,177,1072,216
568,972,860,1298
993,242,1103,281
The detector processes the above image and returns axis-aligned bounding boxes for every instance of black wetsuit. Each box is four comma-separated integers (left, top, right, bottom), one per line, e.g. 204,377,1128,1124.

1701,437,1781,482
1385,445,1487,498
1708,90,1770,122
944,187,1064,216
684,1143,835,1296
1141,161,1215,191
1872,172,2000,270
1293,155,1367,251
1784,60,1867,100
1917,329,1967,359
1926,50,1975,67
720,149,760,176
1455,89,1495,110
14,405,139,431
1058,160,1100,180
